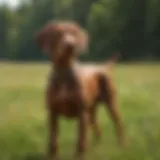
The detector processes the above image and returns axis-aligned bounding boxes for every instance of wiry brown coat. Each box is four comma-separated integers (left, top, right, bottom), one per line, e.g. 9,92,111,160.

35,20,125,160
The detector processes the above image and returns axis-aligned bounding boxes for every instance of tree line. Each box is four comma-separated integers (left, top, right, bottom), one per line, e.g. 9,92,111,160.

0,0,160,61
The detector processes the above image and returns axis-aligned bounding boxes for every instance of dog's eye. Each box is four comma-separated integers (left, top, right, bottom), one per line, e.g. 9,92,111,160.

50,32,62,43
53,31,62,38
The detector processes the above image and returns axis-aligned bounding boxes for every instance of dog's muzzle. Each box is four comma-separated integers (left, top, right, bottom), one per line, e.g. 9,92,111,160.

62,34,76,49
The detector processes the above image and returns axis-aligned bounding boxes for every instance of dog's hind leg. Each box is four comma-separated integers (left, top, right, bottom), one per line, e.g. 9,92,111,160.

99,75,125,147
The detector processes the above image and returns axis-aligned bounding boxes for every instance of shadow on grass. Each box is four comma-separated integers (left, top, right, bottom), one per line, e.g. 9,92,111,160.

16,153,74,160
24,154,45,160
14,153,46,160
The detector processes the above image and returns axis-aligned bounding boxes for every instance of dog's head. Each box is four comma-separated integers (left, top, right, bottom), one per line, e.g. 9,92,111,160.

35,20,88,65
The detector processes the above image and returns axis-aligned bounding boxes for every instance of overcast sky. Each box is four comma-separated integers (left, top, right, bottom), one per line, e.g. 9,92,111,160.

0,0,19,7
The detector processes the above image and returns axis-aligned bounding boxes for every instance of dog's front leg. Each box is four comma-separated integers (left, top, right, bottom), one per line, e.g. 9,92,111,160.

48,111,59,160
76,106,89,159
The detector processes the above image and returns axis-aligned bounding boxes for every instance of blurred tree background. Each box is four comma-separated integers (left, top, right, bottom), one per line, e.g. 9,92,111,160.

0,0,160,61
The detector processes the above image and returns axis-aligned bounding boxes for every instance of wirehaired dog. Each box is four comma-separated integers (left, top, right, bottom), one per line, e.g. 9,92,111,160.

35,20,125,159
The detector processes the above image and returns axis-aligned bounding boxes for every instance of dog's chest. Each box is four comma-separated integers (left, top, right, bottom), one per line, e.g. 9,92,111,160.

50,71,81,117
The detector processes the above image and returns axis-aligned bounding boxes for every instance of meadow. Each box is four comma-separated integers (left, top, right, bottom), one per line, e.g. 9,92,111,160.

0,62,160,160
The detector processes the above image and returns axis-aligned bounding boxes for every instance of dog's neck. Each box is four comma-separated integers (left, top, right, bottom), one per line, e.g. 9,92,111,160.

53,60,77,78
51,61,79,88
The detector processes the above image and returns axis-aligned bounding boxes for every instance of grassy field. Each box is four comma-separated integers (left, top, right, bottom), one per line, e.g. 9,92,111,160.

0,62,160,160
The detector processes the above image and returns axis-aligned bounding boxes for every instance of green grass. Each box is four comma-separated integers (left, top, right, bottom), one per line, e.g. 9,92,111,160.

0,62,160,160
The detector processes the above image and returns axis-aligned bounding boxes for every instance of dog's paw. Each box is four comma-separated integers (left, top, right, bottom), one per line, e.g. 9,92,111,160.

119,137,129,149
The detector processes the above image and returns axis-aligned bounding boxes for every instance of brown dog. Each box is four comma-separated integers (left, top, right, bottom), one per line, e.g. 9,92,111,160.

35,20,124,159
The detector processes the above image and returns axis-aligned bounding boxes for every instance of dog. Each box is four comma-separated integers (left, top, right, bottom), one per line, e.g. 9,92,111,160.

35,20,125,159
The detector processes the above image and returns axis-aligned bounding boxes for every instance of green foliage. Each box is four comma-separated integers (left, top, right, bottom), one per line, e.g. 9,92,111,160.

0,63,160,160
0,6,10,59
0,0,160,61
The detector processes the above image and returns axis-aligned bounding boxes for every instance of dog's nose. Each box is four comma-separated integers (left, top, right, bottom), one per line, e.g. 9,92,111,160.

63,34,76,48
